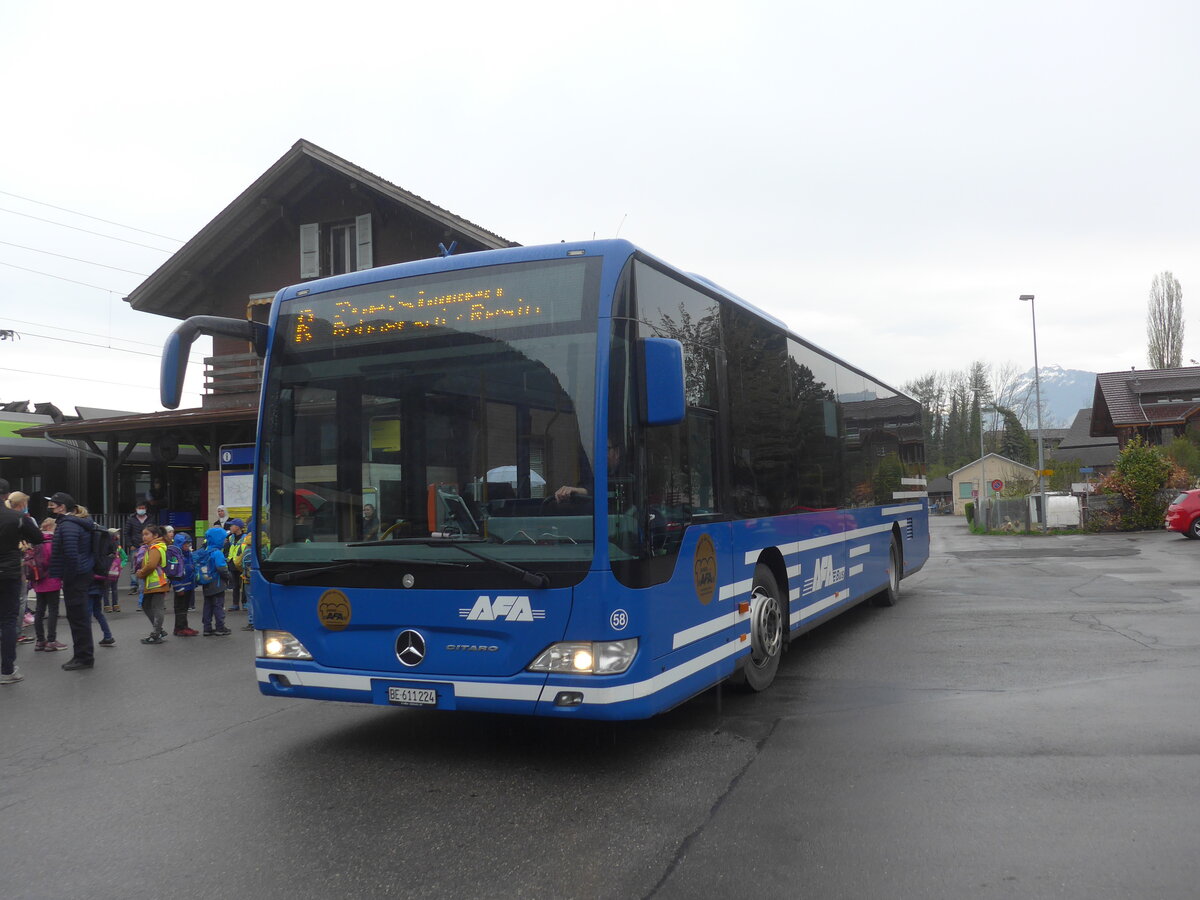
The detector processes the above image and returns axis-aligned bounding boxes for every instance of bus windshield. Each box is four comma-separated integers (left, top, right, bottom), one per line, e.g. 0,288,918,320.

259,256,603,588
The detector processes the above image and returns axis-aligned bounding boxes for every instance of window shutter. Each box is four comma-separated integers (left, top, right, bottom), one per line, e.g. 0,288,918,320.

300,223,320,279
356,213,373,271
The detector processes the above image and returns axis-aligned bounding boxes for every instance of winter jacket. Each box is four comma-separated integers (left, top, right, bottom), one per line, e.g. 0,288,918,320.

26,534,62,592
49,513,98,579
123,512,152,551
169,532,195,592
137,539,171,594
0,505,42,579
199,526,231,597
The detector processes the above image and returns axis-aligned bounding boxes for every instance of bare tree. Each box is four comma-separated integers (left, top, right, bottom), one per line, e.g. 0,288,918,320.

1147,271,1184,369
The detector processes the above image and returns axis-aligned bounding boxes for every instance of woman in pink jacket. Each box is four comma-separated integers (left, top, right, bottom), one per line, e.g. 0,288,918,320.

27,518,67,652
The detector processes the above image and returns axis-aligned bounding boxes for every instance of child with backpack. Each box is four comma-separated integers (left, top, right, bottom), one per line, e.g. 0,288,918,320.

104,528,126,613
136,524,172,644
168,532,198,636
25,517,68,652
197,526,232,636
75,516,119,649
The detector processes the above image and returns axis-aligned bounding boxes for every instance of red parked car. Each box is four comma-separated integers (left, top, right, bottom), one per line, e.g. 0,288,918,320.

1164,489,1200,538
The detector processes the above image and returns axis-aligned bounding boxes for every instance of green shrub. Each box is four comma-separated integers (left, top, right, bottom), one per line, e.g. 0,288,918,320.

1096,436,1189,530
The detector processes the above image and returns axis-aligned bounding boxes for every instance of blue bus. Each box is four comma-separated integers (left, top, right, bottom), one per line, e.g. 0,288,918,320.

161,239,928,719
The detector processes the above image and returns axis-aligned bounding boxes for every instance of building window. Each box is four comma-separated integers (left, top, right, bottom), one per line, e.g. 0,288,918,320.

300,214,373,279
958,481,975,499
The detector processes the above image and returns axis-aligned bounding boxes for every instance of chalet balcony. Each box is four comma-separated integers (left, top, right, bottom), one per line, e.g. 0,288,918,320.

202,353,263,409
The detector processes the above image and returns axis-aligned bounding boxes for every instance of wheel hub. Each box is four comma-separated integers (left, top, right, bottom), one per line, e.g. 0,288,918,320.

749,587,782,666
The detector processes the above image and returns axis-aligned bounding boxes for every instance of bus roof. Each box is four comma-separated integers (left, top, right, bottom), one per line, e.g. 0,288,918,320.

276,239,912,401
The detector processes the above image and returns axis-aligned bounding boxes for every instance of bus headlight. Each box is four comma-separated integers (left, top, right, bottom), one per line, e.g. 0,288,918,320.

527,639,637,675
256,630,313,660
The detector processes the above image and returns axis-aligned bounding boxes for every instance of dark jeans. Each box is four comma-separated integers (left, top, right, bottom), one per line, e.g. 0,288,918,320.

61,573,95,664
88,588,113,641
105,577,119,608
0,576,20,676
173,588,194,631
202,591,226,632
230,573,242,609
35,590,60,642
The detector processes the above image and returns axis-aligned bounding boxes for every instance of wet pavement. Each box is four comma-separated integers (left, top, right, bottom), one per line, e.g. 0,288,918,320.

2,518,1198,899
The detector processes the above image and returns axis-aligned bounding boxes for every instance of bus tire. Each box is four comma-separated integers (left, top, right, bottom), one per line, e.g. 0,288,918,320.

731,564,784,692
873,538,902,607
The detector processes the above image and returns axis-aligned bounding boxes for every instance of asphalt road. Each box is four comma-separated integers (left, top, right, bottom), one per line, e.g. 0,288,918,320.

2,517,1199,900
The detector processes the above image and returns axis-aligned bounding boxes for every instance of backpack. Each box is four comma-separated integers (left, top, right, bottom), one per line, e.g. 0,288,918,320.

194,548,216,586
164,543,186,579
22,545,43,584
92,528,120,582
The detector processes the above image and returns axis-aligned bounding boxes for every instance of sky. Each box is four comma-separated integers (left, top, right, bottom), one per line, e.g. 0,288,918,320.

2,0,1199,415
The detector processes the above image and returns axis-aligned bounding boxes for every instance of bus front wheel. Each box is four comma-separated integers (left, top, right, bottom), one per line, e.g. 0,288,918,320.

731,564,783,692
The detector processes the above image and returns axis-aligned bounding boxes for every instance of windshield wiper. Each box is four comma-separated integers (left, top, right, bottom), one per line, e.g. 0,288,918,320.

271,557,468,585
349,537,550,589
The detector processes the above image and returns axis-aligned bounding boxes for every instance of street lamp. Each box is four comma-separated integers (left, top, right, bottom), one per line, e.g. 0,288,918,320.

1020,294,1048,531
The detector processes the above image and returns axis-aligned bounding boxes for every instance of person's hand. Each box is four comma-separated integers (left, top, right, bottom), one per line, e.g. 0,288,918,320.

554,485,585,503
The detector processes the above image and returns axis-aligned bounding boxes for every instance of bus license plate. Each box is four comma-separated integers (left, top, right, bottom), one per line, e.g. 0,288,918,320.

388,686,437,707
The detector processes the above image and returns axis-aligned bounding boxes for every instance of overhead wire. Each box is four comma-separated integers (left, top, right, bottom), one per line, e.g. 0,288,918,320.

0,189,185,242
12,327,205,365
0,259,126,293
0,239,150,276
0,206,176,253
0,365,169,393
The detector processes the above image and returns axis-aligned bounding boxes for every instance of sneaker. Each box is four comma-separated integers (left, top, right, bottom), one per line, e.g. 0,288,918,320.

155,629,167,638
203,629,215,636
99,637,116,647
33,641,46,651
213,628,232,636
16,635,34,645
242,624,255,632
128,587,138,595
229,605,241,611
47,641,68,651
103,606,113,613
140,635,165,645
111,605,121,613
174,628,199,637
61,659,93,670
0,667,23,684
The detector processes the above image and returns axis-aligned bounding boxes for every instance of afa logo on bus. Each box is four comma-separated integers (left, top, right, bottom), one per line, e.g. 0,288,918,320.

460,596,547,622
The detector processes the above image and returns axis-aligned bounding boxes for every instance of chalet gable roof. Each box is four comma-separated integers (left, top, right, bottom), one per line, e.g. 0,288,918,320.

1092,366,1200,434
125,139,518,318
947,453,1037,479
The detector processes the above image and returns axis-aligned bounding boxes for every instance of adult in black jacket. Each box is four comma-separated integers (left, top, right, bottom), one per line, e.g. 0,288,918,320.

0,481,43,683
46,492,98,670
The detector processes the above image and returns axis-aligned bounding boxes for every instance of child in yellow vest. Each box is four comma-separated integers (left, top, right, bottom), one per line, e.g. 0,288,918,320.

136,525,172,644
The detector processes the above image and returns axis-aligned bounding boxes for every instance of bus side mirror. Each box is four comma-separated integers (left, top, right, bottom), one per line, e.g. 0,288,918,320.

160,315,269,409
639,337,686,426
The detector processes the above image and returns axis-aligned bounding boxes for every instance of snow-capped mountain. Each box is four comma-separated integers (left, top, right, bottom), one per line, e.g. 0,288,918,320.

1009,366,1097,428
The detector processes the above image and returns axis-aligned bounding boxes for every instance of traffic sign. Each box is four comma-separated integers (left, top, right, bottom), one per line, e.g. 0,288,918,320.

1038,469,1055,477
1079,467,1094,474
991,479,1004,492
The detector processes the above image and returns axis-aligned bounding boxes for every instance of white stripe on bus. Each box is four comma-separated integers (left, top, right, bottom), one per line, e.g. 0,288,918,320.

743,522,895,566
539,640,745,706
848,544,870,558
848,564,864,577
255,667,544,701
789,589,851,626
672,609,749,650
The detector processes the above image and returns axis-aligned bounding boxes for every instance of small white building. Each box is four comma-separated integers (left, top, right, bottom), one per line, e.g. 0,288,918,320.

948,454,1038,516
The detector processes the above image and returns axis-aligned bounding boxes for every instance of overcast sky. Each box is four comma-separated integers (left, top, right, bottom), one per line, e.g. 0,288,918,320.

2,1,1198,415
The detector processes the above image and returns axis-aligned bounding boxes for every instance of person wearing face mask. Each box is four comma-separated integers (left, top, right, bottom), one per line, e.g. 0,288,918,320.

122,500,152,596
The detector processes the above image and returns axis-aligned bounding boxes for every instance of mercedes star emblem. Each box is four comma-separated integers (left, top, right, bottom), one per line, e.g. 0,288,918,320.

396,629,426,667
